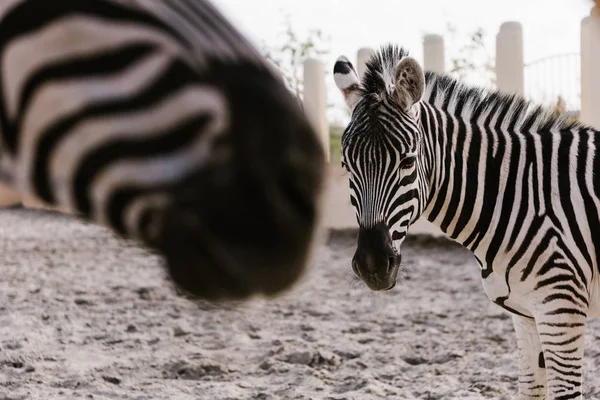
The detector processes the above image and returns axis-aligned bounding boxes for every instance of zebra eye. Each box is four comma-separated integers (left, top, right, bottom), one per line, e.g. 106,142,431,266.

401,157,416,169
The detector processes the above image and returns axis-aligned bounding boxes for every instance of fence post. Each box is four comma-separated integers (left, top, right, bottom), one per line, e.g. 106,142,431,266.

581,6,600,129
303,58,329,161
582,15,591,124
423,34,445,74
22,194,46,210
22,194,72,214
495,21,524,96
357,47,375,79
0,184,20,207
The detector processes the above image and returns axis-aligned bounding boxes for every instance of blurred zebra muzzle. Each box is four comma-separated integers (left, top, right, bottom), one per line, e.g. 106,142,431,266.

150,62,326,301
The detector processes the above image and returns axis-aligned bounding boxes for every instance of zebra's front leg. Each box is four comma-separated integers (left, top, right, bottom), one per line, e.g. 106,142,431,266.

513,315,547,399
536,312,586,400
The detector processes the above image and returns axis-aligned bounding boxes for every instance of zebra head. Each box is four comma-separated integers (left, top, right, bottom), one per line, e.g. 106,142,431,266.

152,61,326,301
334,47,426,291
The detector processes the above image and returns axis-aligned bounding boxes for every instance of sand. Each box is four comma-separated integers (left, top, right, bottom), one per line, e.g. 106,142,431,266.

0,209,599,400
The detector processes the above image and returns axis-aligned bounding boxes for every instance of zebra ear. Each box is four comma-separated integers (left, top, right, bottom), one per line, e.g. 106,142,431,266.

334,56,362,111
394,57,425,111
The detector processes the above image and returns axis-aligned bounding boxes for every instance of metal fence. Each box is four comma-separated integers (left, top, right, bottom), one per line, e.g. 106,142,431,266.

525,53,581,114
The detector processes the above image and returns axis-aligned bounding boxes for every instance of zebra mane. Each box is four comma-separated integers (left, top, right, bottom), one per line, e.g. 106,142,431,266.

360,45,410,100
423,73,584,132
361,44,585,133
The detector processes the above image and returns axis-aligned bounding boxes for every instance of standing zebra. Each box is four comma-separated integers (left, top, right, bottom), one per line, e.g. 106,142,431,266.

334,45,600,399
0,0,325,301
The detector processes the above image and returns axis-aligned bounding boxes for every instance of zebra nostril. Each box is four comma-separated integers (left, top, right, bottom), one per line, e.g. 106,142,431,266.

352,259,360,276
387,256,395,272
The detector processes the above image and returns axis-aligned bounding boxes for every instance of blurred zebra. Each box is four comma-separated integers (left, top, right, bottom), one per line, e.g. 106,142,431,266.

334,45,599,399
0,0,325,301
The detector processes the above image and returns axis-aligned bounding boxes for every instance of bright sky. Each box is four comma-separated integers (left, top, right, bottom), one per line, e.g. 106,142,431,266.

213,0,594,124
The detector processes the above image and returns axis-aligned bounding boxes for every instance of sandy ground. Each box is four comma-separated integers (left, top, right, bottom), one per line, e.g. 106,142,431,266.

0,210,599,400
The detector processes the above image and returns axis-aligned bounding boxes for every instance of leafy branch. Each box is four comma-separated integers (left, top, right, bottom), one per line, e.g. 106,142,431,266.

446,24,496,87
260,17,330,101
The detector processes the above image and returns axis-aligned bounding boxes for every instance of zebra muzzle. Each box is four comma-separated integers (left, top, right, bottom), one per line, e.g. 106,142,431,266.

148,62,326,301
352,223,400,291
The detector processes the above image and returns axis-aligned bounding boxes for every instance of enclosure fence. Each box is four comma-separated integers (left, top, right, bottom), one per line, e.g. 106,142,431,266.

3,7,600,210
302,6,600,161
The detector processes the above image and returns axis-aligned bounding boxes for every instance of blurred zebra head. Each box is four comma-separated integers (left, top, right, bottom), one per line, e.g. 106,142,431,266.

334,47,426,291
155,60,326,301
0,0,323,303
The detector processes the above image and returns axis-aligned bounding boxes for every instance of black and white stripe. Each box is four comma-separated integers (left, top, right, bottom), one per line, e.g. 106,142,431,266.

335,44,598,399
0,0,325,301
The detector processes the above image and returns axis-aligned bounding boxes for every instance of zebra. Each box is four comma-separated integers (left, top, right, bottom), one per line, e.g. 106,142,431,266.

334,44,600,399
0,0,325,302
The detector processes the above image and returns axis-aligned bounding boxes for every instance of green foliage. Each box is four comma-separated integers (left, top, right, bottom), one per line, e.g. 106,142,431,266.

550,95,580,124
260,17,330,100
552,95,567,116
445,24,496,87
329,126,344,163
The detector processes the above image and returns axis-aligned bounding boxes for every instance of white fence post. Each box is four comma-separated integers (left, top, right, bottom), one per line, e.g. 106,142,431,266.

303,58,329,161
423,34,445,74
357,47,375,79
22,194,72,214
581,6,600,129
22,194,47,210
0,184,20,207
495,21,524,96
582,15,591,124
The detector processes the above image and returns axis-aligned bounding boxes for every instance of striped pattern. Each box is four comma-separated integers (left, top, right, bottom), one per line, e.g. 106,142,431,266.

335,45,598,399
0,0,325,301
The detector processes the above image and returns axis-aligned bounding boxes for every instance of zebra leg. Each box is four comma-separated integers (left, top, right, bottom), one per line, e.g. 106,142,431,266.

513,315,547,399
536,314,586,400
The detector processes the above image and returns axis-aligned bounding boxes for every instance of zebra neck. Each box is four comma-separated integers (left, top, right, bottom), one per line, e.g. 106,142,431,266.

417,101,491,252
412,72,598,267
